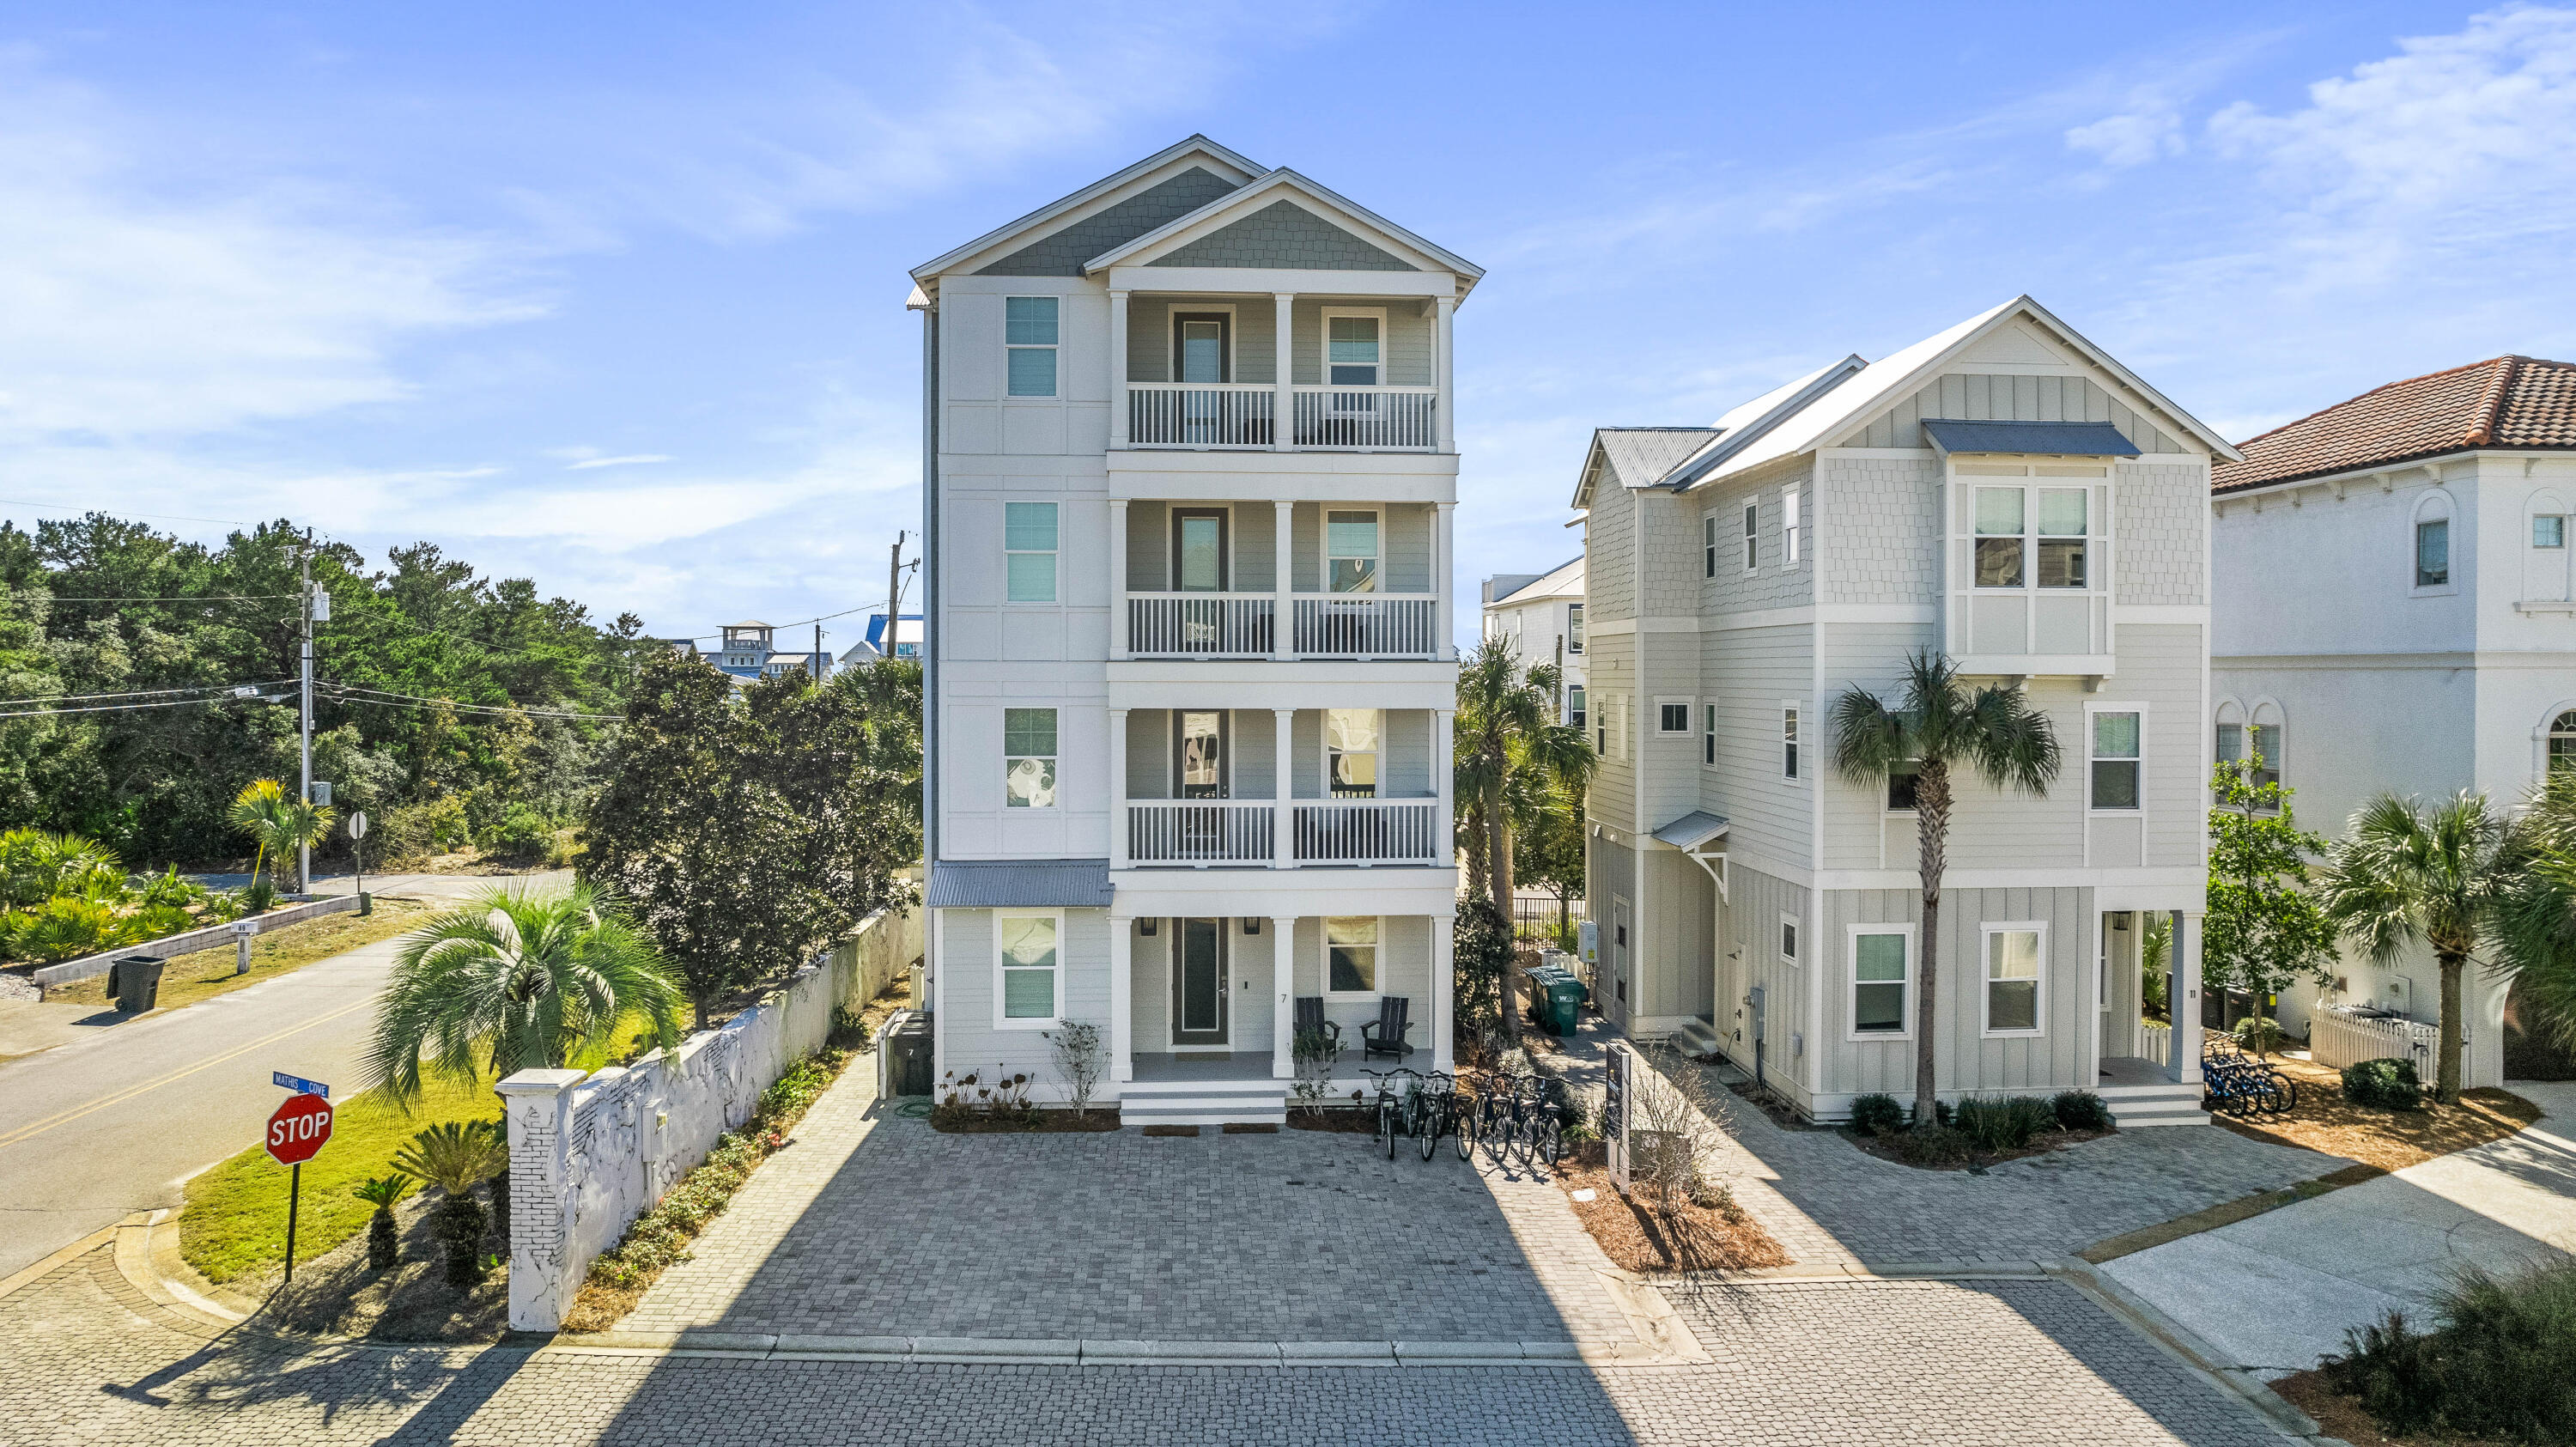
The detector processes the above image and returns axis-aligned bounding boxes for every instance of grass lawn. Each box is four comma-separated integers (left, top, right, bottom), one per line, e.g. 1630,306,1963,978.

48,898,432,1012
180,1067,500,1286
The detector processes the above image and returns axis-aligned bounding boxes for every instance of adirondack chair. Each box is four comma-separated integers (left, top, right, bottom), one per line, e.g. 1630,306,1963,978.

1359,995,1414,1059
1293,996,1341,1051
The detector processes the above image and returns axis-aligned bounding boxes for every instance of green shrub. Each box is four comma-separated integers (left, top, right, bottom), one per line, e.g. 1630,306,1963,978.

1848,1093,1906,1136
477,805,553,862
373,796,471,868
2233,1015,2287,1054
1953,1096,2055,1152
2052,1090,2115,1132
7,895,137,963
2324,1261,2576,1442
2343,1057,2423,1111
1893,1125,1971,1167
1907,1097,1954,1130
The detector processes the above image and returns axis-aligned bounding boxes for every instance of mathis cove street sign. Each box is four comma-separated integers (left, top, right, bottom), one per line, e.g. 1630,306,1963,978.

265,1091,334,1165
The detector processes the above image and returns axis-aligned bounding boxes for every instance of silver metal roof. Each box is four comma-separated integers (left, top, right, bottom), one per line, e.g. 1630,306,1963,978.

1922,419,2142,457
925,859,1115,909
1650,811,1732,850
1595,428,1718,489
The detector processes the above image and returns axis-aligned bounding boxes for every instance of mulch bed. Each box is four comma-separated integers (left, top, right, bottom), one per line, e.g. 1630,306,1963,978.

2214,1055,2540,1172
239,1188,509,1343
1841,1123,2115,1172
931,1108,1121,1134
1286,1109,1380,1134
1551,1149,1791,1275
2270,1368,2521,1447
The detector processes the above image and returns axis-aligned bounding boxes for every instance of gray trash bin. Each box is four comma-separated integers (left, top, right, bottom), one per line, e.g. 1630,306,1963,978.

887,1012,934,1097
108,954,167,1013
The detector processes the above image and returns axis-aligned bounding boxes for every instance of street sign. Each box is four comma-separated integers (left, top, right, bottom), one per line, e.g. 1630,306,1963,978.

265,1092,334,1166
272,1071,330,1099
1603,1040,1634,1197
346,811,368,840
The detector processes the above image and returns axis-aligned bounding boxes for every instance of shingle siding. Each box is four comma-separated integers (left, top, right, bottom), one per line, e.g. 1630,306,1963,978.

2115,463,2206,606
977,167,1241,277
1146,199,1418,271
1820,456,1941,605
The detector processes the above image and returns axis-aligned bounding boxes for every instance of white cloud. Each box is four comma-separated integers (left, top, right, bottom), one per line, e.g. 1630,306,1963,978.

565,453,671,471
2065,107,2184,167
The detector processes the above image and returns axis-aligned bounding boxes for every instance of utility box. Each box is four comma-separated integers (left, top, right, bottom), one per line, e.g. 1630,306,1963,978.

107,955,166,1014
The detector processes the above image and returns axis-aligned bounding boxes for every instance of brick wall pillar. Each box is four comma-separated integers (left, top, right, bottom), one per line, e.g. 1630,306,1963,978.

498,1068,587,1332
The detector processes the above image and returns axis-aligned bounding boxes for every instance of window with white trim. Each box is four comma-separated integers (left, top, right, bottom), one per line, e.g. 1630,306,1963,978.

1886,760,1920,813
1704,703,1717,766
1983,923,2044,1035
1325,313,1381,386
1741,502,1759,572
1004,708,1058,808
1782,703,1801,779
2539,515,2567,550
996,911,1060,1026
2552,709,2576,774
1567,602,1585,654
1326,708,1379,798
1657,700,1691,735
1704,514,1718,578
1783,489,1802,566
1850,926,1911,1037
1005,296,1058,398
1326,510,1380,594
1326,915,1379,996
1779,913,1800,966
1606,696,1628,761
2416,518,2450,587
1005,502,1059,603
2090,709,2142,811
1567,684,1587,733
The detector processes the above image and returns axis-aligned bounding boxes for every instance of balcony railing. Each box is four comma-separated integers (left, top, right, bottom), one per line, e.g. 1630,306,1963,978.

1127,594,1273,657
1127,801,1273,865
1128,384,1273,447
1293,800,1440,865
1291,386,1437,450
1292,596,1437,658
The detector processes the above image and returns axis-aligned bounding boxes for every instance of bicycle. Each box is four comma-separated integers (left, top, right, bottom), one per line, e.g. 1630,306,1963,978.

1514,1075,1566,1170
1411,1072,1462,1161
1364,1067,1423,1159
2202,1040,2296,1116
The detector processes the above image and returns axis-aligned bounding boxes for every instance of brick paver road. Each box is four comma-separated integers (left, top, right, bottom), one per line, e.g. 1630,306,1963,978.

8,1247,2290,1445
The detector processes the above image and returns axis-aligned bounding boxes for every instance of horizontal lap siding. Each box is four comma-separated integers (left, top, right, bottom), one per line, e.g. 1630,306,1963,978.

1386,504,1432,593
1820,886,2093,1102
1124,295,1278,385
939,909,1113,1088
1820,622,1938,869
2111,623,2208,870
1290,298,1434,388
1700,623,1814,870
1291,915,1431,1039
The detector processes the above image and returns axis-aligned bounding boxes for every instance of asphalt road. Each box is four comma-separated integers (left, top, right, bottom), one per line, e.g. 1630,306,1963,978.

0,869,567,1280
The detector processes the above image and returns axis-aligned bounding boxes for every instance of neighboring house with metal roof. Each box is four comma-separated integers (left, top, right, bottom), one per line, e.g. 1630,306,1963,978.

909,137,1476,1124
1575,295,2239,1126
1481,556,1587,729
841,612,925,666
2209,355,2576,1087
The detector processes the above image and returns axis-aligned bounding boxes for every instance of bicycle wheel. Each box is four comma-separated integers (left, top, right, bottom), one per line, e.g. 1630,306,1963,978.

1376,1096,1396,1157
1419,1100,1442,1160
2265,1075,2298,1115
1534,1110,1563,1168
1455,1098,1476,1160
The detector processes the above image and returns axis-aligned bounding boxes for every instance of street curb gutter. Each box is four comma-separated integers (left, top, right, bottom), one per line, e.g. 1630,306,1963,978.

2050,1258,2338,1444
0,1224,119,1304
541,1334,1649,1369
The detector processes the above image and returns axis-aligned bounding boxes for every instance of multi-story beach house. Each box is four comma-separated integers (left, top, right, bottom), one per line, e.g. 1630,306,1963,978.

1482,556,1587,728
909,137,1477,1125
2211,356,2576,1086
1577,297,2239,1125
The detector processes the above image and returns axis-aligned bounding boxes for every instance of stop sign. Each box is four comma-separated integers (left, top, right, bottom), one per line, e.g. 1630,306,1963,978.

265,1092,334,1165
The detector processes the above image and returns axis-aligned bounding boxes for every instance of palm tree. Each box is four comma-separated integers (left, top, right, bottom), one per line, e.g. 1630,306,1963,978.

1453,640,1595,1038
1831,650,2061,1127
228,779,333,892
393,1122,506,1287
2319,792,2533,1103
350,1173,412,1271
0,828,123,909
364,883,683,1105
2497,775,2576,1067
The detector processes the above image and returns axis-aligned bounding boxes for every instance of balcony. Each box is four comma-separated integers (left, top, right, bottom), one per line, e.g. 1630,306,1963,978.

1127,383,1438,451
1122,799,1442,867
1110,289,1453,453
1124,591,1437,660
1127,594,1274,657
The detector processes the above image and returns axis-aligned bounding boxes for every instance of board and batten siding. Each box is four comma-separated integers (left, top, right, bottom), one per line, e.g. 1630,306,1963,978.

1818,885,2096,1105
938,908,1113,1097
1715,864,1815,1111
1847,373,2188,457
1637,846,1717,1026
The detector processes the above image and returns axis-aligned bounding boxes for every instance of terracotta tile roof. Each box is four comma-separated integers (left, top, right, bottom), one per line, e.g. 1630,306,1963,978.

2212,356,2576,495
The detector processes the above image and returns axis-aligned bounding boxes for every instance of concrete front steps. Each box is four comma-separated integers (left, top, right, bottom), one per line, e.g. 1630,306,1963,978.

1668,1017,1724,1056
2096,1079,2209,1127
1116,1078,1288,1128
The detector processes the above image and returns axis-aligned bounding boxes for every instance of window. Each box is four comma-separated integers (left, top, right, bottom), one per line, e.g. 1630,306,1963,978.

2540,516,2567,550
1657,701,1691,735
1326,314,1380,386
2090,709,2142,810
1326,708,1379,797
1326,511,1379,593
2248,709,2282,792
1005,296,1058,398
2416,518,2450,587
1172,508,1228,593
1175,709,1226,799
996,912,1060,1025
1886,761,1920,813
1326,915,1379,995
2036,489,2087,588
1005,502,1058,603
1172,312,1230,383
1704,703,1718,766
1850,927,1911,1037
1567,684,1587,732
1782,704,1801,779
1005,708,1058,808
1742,502,1759,572
1783,489,1803,566
2553,710,2576,773
1704,515,1718,578
1567,603,1584,654
1974,487,2026,587
1984,925,2043,1034
1606,696,1628,761
1780,914,1800,965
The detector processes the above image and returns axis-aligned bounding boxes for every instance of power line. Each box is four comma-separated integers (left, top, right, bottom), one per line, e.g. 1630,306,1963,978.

0,691,294,720
0,592,302,602
0,680,294,706
317,680,621,722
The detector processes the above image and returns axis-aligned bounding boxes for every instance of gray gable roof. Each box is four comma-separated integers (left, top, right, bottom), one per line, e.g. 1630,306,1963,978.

976,167,1242,277
1651,811,1730,850
1921,418,2141,457
1146,199,1417,271
925,859,1115,909
1595,428,1719,489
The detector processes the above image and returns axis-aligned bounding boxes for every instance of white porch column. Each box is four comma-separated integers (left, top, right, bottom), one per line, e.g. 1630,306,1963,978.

1272,292,1295,452
1273,499,1295,661
2172,910,2202,1085
1434,293,1455,453
1108,498,1129,661
1273,915,1297,1079
1434,501,1456,661
1108,289,1129,450
1434,708,1455,866
1273,708,1294,869
1110,915,1134,1082
1109,708,1130,871
1431,910,1455,1073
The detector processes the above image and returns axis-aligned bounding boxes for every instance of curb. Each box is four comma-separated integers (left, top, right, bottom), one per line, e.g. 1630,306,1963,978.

2050,1258,2331,1442
539,1333,1647,1369
114,1209,253,1330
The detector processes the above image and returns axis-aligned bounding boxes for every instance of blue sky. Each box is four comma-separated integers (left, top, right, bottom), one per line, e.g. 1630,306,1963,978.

7,2,2573,648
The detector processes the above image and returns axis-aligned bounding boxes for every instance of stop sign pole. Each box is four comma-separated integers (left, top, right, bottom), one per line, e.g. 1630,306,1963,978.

265,1085,334,1284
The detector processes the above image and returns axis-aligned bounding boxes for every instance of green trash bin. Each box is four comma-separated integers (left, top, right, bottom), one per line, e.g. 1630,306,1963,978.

1526,964,1584,1037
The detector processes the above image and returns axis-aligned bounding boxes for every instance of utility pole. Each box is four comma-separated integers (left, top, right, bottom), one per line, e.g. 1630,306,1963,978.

298,538,314,896
885,531,905,660
813,621,823,680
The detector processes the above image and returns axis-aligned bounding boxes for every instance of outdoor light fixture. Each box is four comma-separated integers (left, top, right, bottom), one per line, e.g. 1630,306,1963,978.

1242,918,1261,935
1138,919,1157,937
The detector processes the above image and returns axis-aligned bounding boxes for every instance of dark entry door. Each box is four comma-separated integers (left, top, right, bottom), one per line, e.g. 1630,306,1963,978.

1172,917,1229,1047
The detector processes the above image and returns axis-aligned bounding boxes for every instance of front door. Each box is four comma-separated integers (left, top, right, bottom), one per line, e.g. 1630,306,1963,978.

1610,896,1632,1024
1172,917,1230,1048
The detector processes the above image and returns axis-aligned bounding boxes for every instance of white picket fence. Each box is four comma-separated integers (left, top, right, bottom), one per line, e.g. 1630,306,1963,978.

2134,1019,2172,1067
2311,1007,2442,1073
